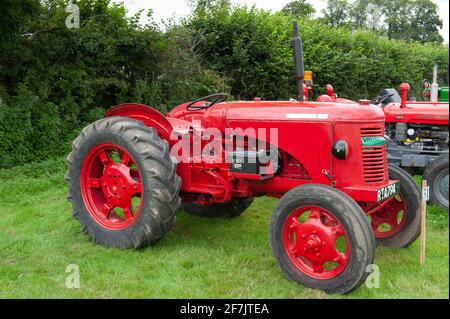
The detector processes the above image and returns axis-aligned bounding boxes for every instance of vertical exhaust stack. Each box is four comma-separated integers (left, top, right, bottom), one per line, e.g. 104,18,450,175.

293,21,305,101
430,65,439,102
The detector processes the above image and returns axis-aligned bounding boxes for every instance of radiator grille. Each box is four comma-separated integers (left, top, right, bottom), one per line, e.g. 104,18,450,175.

361,127,388,184
360,127,383,137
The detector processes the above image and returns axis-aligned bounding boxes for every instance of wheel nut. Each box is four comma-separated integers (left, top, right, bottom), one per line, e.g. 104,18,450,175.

302,234,307,239
316,253,320,257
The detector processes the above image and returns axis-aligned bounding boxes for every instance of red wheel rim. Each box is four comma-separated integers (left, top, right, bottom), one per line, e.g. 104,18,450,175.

80,143,143,230
370,195,407,238
282,206,350,280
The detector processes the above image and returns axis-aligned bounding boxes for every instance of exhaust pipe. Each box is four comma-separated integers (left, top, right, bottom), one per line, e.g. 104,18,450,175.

430,65,439,102
293,21,305,101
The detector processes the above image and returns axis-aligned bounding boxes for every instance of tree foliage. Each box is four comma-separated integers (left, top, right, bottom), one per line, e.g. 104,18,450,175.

327,0,444,43
322,0,350,28
281,0,316,20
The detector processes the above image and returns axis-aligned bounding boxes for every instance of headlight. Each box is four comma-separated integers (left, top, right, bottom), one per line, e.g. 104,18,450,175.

332,140,349,160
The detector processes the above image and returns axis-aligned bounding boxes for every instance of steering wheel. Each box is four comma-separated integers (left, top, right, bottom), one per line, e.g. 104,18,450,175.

370,93,396,106
186,93,228,111
420,79,431,101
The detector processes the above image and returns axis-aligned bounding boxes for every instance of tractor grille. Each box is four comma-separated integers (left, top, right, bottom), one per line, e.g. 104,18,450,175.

361,127,388,184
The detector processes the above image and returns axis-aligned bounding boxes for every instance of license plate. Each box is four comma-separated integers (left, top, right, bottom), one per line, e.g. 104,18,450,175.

377,182,400,202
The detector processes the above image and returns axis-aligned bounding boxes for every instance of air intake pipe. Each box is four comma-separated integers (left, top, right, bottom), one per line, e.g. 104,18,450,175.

293,21,305,101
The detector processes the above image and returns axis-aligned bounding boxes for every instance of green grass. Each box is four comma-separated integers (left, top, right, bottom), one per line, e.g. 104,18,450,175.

0,158,448,299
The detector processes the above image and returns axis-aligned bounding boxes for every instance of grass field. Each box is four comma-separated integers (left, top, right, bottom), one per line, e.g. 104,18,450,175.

0,158,448,299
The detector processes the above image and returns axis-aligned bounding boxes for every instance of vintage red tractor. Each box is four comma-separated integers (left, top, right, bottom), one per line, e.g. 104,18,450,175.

65,23,421,294
371,70,449,210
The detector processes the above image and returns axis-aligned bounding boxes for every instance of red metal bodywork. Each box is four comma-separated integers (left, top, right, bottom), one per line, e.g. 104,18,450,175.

383,101,449,125
105,100,395,207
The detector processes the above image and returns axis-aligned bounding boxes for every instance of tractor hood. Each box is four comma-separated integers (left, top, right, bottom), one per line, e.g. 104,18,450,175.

223,101,385,123
383,102,449,125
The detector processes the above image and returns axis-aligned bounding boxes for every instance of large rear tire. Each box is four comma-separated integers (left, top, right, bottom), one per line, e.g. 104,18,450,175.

370,165,421,248
270,184,375,294
183,198,254,218
65,116,181,249
423,155,449,211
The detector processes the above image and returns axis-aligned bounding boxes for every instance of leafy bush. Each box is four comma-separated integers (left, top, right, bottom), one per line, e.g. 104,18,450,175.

185,5,449,100
0,0,448,168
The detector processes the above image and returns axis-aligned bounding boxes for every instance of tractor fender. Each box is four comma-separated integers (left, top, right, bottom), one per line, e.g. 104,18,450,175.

105,103,173,141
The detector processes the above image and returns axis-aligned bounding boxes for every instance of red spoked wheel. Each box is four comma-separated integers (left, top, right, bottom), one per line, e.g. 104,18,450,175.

66,117,181,249
362,165,421,248
81,143,143,230
369,195,407,239
283,206,349,280
270,184,375,294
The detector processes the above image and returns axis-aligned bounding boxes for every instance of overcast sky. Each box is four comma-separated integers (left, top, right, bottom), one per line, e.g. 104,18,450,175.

121,0,449,43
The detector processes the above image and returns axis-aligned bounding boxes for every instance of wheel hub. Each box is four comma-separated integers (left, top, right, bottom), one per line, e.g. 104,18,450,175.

369,195,406,239
102,164,138,208
283,207,349,280
81,143,143,230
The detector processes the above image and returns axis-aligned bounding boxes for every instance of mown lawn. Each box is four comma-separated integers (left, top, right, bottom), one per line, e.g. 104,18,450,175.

0,158,448,299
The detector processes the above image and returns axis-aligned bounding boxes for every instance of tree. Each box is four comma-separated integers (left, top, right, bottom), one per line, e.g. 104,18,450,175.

187,0,231,17
377,0,411,40
349,0,368,29
281,0,316,20
322,0,350,28
408,0,443,43
348,0,443,43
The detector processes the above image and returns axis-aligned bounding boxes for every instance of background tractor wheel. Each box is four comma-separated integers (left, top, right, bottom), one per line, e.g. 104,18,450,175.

183,198,254,218
65,116,181,249
370,165,421,248
423,155,449,211
270,184,375,294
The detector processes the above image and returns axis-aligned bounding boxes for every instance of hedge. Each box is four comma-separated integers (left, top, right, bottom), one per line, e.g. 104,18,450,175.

0,2,448,168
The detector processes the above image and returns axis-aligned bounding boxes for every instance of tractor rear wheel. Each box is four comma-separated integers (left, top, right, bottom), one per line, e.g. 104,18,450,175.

65,116,181,249
369,165,421,248
183,198,254,218
423,155,449,211
270,184,375,294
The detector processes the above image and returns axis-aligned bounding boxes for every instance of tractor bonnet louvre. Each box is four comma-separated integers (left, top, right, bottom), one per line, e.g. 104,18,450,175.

361,127,388,184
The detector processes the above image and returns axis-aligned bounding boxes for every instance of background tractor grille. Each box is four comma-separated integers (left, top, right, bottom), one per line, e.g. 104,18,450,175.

360,127,383,137
361,127,388,184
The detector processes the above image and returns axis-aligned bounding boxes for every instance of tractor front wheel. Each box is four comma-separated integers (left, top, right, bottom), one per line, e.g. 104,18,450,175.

369,164,421,248
65,116,181,249
270,184,375,294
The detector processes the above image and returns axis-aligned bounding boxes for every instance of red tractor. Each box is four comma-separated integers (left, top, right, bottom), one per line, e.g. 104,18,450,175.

371,74,449,210
65,23,421,294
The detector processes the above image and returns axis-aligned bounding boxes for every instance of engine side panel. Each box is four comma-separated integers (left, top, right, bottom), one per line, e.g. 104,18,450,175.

384,102,449,125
